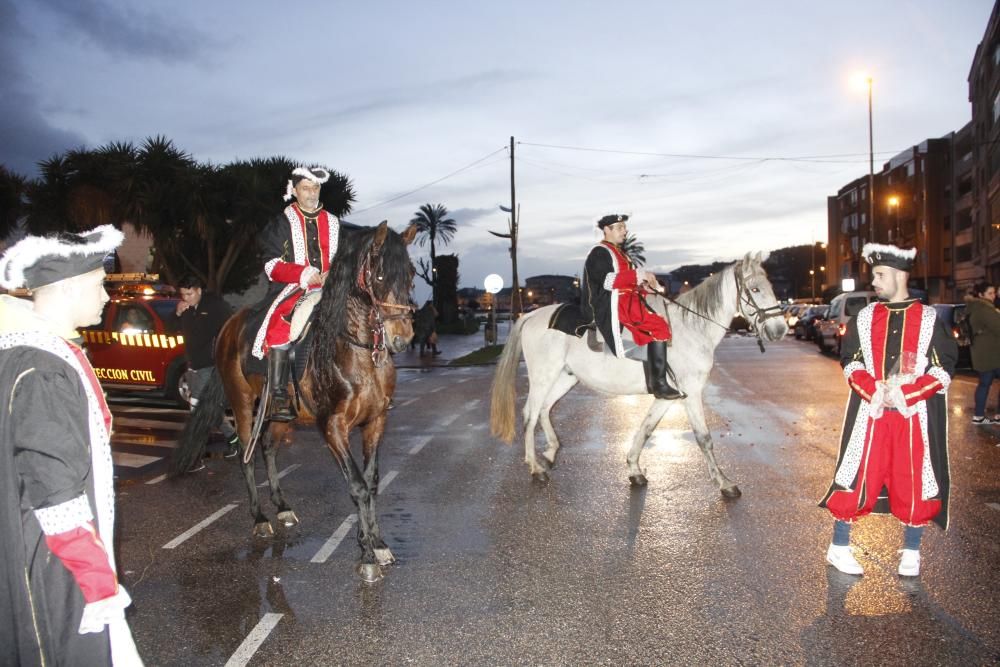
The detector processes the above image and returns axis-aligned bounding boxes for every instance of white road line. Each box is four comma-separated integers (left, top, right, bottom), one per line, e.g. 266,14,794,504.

113,437,177,449
145,474,167,485
408,435,432,455
429,386,445,393
224,612,283,667
467,398,481,410
398,397,419,407
162,503,239,549
311,515,358,563
256,464,301,487
439,412,460,427
112,452,162,468
113,417,186,430
988,502,1000,512
454,377,470,384
381,469,399,490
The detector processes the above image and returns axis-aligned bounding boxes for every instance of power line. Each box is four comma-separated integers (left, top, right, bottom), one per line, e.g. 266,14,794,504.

518,141,905,164
352,146,507,214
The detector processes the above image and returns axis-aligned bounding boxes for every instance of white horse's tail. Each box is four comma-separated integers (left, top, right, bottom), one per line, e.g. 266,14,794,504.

490,314,527,443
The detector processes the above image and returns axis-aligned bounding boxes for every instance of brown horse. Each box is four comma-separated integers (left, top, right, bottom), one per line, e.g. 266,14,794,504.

174,221,416,582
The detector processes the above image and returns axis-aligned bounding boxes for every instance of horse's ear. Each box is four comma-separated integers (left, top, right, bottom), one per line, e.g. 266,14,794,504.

374,220,389,248
402,223,418,246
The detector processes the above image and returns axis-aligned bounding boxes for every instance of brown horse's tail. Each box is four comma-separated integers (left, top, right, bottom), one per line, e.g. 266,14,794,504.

490,315,526,443
169,369,226,476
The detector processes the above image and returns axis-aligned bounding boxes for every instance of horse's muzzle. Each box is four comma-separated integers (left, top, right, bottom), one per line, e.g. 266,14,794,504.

389,336,409,354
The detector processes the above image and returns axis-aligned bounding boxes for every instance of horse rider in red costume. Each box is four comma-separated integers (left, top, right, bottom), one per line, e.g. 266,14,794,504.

820,242,957,577
580,213,684,400
252,167,340,421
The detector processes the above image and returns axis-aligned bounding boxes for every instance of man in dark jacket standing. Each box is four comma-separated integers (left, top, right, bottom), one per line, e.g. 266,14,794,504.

174,275,238,467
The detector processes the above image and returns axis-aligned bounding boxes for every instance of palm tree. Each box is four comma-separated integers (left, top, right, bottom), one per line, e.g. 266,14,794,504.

621,232,646,267
410,203,456,301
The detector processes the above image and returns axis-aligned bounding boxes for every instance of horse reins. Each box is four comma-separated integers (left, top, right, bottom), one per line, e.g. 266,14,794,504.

353,244,414,366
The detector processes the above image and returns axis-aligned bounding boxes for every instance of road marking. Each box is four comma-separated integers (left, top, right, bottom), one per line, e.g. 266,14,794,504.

398,397,419,407
455,377,470,384
439,412,460,427
112,452,162,468
256,464,301,488
224,612,283,667
988,502,1000,512
408,435,432,455
381,469,399,490
162,503,239,549
429,386,445,393
113,436,177,449
311,515,358,563
467,398,481,410
145,474,167,485
114,417,186,430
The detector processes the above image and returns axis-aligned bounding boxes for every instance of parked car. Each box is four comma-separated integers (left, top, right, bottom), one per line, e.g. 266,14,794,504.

816,291,878,355
793,304,829,341
931,303,972,370
79,275,190,405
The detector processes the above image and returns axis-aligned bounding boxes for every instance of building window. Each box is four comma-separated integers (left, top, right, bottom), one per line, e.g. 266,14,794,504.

943,247,951,262
956,244,972,263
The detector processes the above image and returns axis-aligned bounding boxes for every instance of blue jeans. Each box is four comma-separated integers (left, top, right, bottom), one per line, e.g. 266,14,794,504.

974,367,1000,417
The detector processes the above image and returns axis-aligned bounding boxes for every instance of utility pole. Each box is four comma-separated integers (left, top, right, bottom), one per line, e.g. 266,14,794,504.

509,136,521,318
491,136,521,318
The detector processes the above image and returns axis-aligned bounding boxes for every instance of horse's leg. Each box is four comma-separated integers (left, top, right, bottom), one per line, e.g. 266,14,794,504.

626,400,673,486
323,416,383,583
265,423,298,528
241,429,272,537
520,332,568,482
360,415,394,567
539,372,578,468
683,387,741,498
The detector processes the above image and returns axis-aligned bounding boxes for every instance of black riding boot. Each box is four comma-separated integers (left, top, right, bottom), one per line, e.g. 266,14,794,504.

267,346,295,422
644,341,686,400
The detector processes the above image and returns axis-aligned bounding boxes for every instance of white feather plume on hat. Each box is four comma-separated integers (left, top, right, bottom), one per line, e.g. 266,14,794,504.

0,224,123,290
283,167,332,201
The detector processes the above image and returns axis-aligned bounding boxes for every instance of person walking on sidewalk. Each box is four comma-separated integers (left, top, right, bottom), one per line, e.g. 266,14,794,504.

820,243,957,578
964,281,1000,425
173,275,239,469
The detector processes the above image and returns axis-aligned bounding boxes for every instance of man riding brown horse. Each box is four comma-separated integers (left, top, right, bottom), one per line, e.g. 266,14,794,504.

252,167,340,421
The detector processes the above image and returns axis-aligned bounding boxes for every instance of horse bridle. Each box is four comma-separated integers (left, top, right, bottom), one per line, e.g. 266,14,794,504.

733,267,784,352
356,243,414,366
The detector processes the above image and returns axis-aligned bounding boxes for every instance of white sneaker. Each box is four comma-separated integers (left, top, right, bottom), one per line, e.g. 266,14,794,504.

898,549,921,577
826,544,864,575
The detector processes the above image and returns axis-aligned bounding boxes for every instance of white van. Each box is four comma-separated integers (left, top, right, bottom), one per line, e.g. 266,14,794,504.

815,291,877,355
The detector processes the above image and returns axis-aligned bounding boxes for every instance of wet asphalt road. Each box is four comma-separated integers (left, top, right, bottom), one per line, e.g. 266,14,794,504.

113,335,1000,665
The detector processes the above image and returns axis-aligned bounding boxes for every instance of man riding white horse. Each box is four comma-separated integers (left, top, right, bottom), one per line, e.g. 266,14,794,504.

581,214,684,400
252,167,340,421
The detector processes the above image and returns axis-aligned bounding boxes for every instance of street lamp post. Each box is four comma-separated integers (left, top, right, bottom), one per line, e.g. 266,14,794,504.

866,76,875,245
887,195,900,242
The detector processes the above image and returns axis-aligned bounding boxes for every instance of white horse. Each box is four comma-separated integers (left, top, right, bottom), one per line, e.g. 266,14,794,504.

490,252,787,497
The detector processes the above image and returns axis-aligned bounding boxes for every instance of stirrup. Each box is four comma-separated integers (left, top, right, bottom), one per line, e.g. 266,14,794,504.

268,394,296,422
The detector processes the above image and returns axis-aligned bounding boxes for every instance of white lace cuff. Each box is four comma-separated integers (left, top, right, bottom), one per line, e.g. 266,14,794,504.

34,494,93,535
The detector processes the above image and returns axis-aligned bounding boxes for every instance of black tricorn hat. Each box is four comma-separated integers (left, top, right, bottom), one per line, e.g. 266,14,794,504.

597,214,629,229
862,242,917,272
0,225,122,290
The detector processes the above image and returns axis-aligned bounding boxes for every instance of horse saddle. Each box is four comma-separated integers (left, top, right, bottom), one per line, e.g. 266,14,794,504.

546,303,653,361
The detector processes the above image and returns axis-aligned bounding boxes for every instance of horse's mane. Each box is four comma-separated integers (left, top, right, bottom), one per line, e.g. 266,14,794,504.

674,261,738,325
309,224,413,387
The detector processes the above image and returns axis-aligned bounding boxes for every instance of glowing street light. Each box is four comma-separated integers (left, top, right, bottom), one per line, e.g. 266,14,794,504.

887,194,900,241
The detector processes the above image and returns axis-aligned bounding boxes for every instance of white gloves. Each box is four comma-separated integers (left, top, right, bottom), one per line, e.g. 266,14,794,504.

79,587,132,634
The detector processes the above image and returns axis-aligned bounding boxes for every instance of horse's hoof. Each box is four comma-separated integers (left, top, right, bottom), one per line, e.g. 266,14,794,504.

357,563,383,584
253,522,274,538
531,470,550,483
721,485,742,499
541,455,556,470
277,510,299,527
629,474,648,487
374,547,396,566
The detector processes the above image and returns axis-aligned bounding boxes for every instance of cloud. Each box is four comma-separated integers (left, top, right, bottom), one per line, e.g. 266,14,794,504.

0,0,86,177
35,0,213,62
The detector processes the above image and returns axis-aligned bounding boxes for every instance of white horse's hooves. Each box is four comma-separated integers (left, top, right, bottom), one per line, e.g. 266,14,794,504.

253,522,274,538
629,474,648,487
374,547,396,566
357,563,383,584
721,485,742,499
277,510,299,527
531,470,550,483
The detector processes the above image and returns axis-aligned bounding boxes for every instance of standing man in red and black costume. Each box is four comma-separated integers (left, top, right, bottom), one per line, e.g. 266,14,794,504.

821,243,957,578
252,167,340,421
0,226,143,665
580,213,684,400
